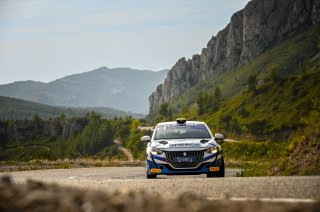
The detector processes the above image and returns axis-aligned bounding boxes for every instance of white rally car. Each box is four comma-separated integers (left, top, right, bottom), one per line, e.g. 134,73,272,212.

141,119,224,178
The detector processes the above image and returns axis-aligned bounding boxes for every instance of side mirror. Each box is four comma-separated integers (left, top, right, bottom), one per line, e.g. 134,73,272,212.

214,133,224,140
141,135,151,142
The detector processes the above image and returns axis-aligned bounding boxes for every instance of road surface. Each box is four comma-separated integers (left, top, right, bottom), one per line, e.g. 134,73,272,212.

1,167,319,201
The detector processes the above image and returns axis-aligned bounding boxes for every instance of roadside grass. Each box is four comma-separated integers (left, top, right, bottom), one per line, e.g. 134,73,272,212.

1,140,291,176
0,158,144,172
222,140,290,176
54,162,71,169
222,140,289,161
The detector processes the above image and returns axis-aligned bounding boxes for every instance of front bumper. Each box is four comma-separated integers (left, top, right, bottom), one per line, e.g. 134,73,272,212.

146,152,223,175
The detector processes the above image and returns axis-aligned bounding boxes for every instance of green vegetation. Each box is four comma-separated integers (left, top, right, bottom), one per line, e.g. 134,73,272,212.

196,89,221,115
160,25,320,139
0,95,144,120
1,26,319,176
149,25,320,176
247,75,257,94
62,113,114,158
218,99,320,176
276,99,320,175
0,113,149,163
158,102,173,121
222,140,289,176
222,141,288,162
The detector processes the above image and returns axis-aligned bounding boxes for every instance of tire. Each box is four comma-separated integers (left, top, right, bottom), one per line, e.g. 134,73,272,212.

207,158,225,178
145,162,157,179
146,173,157,179
207,172,214,178
214,158,225,178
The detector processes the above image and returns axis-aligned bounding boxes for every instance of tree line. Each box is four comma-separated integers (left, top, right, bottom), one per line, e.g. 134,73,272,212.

0,112,149,161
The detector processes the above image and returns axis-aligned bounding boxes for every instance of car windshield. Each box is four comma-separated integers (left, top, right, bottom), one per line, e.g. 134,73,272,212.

153,123,211,140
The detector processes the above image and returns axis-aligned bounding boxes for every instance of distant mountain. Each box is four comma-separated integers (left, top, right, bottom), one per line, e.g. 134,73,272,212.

0,80,45,96
0,95,144,120
0,67,168,114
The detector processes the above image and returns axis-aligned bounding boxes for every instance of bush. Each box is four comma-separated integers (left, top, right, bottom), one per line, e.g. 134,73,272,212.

246,120,270,135
277,99,320,175
222,141,288,161
238,108,250,118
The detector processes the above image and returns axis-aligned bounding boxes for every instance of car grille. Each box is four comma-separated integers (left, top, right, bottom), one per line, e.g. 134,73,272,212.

165,150,205,168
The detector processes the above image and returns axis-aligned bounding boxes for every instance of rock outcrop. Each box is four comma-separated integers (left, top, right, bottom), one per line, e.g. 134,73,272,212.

149,0,320,115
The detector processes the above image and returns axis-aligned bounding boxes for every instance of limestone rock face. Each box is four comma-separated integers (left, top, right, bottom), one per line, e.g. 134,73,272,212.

149,0,320,115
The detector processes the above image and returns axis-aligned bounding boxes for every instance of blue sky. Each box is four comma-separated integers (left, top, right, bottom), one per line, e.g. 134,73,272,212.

0,0,250,84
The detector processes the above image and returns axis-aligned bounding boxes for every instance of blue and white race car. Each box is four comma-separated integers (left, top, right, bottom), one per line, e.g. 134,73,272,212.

141,119,225,179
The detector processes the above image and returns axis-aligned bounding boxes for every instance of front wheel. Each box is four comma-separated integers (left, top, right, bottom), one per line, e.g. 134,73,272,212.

145,162,157,179
207,158,225,178
207,172,214,178
214,158,225,177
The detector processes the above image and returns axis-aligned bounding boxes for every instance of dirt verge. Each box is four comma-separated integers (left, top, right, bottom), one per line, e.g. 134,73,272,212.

0,176,319,212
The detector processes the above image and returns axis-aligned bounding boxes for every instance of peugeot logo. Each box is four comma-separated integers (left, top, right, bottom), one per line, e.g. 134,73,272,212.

183,152,187,157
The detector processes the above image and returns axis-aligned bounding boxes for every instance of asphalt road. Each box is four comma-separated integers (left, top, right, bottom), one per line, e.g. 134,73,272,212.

1,167,319,201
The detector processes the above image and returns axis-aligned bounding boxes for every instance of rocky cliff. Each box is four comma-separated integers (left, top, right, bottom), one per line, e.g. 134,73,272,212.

149,0,320,115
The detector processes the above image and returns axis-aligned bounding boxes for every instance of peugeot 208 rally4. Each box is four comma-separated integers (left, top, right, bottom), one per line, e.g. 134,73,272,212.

141,119,224,179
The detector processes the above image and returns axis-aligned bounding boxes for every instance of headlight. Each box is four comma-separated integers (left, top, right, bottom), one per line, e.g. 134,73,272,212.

207,145,221,154
151,147,163,155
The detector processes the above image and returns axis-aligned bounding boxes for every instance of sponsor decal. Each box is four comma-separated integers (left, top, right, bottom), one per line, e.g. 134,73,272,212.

169,143,201,147
150,168,161,173
173,155,197,163
210,167,220,172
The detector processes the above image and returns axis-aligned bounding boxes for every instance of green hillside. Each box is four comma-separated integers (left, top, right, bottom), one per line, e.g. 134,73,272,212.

165,25,320,138
0,96,144,120
151,25,320,176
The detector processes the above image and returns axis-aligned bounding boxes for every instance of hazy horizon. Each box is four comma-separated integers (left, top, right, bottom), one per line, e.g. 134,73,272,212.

0,0,250,84
0,66,169,85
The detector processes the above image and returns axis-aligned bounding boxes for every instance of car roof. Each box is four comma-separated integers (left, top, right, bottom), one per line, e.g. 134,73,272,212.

156,121,206,126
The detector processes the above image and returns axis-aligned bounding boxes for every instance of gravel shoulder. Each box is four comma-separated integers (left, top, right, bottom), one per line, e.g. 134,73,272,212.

1,167,319,200
1,171,320,212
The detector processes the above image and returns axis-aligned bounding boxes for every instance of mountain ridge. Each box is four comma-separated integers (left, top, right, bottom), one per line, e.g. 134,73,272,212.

149,0,320,115
0,95,144,120
0,67,168,114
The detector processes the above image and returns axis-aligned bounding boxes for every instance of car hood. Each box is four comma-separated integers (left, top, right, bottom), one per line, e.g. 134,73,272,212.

151,139,219,150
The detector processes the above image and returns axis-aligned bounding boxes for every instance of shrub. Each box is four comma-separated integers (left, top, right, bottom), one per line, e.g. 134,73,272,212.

246,119,270,135
238,108,250,118
247,75,257,93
